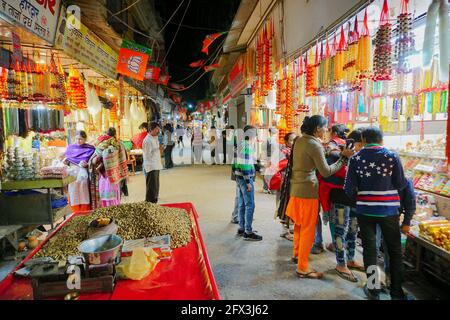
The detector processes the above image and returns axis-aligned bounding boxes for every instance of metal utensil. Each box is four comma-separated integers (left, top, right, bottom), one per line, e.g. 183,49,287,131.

78,234,123,266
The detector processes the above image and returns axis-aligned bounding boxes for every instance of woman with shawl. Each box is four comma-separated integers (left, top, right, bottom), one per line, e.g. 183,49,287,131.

92,127,128,208
64,130,95,212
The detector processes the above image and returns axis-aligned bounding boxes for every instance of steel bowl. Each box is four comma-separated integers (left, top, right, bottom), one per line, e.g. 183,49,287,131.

78,234,123,266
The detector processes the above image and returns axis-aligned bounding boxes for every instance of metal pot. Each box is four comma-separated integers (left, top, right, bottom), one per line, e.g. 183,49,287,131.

78,234,123,266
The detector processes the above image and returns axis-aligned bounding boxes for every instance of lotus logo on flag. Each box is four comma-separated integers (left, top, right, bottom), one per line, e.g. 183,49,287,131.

127,56,142,74
117,40,152,81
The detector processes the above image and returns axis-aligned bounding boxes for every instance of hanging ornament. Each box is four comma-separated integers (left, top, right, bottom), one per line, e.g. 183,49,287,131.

344,17,360,90
14,59,21,100
373,0,393,81
66,65,87,109
395,0,415,74
357,9,373,80
0,65,7,99
334,26,346,85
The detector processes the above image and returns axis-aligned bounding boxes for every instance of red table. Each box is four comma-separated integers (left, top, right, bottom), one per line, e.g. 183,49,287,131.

0,203,220,300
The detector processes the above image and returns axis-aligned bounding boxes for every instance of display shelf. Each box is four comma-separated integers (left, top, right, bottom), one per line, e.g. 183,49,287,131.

399,151,447,161
415,187,450,199
0,177,75,191
408,232,450,262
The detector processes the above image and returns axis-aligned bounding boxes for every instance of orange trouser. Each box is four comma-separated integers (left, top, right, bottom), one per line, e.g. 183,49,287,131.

287,197,319,272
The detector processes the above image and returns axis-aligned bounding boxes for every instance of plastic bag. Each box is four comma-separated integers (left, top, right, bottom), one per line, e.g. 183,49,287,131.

116,247,159,280
77,167,89,182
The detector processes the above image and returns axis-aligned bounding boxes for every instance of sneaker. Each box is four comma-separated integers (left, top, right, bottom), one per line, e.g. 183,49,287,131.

363,284,380,300
230,219,239,224
236,229,244,237
243,232,263,241
310,245,325,254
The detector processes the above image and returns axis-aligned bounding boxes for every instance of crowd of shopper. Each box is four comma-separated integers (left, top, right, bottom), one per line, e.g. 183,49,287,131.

226,115,415,300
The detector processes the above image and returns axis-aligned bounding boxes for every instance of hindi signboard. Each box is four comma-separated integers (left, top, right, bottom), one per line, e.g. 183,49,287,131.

54,8,118,80
0,0,61,44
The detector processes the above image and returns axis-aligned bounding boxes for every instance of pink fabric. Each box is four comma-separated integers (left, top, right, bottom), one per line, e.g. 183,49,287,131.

99,175,120,207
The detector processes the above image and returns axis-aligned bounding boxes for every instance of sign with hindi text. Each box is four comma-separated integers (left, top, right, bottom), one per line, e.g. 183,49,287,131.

54,8,118,79
0,0,61,44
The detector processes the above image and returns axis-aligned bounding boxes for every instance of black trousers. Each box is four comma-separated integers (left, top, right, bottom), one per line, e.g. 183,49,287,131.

357,214,405,299
164,145,174,168
145,170,160,203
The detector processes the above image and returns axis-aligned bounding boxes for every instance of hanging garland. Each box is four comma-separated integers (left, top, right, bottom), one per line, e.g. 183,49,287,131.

395,0,415,74
334,25,346,84
344,17,360,90
356,9,373,80
373,0,393,81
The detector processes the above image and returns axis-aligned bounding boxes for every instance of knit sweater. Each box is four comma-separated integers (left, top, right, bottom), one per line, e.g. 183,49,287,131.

232,140,255,185
290,134,346,199
344,145,407,217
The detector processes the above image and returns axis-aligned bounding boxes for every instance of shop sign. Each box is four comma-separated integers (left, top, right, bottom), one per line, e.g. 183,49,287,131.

229,55,246,97
54,8,118,79
124,76,157,97
0,0,61,44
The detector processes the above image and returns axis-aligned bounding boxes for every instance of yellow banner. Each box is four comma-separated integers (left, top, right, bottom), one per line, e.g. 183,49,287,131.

54,10,118,79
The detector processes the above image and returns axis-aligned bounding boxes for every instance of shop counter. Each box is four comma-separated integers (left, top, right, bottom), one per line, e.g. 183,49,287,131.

0,203,220,300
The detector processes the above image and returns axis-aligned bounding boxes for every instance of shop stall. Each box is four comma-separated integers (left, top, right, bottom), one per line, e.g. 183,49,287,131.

241,0,450,284
0,202,220,300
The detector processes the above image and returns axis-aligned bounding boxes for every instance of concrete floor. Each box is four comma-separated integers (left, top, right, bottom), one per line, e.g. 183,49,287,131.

122,161,393,300
1,143,448,299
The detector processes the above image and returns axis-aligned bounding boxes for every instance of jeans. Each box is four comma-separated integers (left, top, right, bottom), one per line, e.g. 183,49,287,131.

333,204,358,266
376,225,390,275
236,177,255,234
231,184,239,222
357,215,405,299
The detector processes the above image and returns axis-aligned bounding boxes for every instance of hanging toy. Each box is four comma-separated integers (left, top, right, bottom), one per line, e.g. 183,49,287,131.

373,0,393,81
395,0,415,74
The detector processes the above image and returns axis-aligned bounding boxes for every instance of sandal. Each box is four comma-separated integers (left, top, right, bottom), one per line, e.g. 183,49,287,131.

347,262,365,272
281,233,294,241
335,268,358,283
296,270,323,279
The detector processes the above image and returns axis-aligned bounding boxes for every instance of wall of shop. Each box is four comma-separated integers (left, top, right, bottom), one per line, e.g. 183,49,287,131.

283,0,362,57
228,100,238,128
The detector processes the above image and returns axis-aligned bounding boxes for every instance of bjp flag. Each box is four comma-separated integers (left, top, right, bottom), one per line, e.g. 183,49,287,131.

117,40,152,81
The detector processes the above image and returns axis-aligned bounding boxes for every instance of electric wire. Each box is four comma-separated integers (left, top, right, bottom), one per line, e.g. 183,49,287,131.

161,0,191,66
157,0,186,36
109,0,142,18
162,37,224,93
172,37,227,83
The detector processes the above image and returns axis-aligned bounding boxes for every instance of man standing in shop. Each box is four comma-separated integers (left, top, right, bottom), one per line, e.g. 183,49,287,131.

143,122,164,203
233,125,262,241
344,127,410,300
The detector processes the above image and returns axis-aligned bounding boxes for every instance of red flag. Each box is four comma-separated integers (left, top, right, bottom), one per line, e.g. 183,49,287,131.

204,63,220,72
170,83,185,90
144,65,161,80
189,60,206,68
156,74,171,86
201,32,227,55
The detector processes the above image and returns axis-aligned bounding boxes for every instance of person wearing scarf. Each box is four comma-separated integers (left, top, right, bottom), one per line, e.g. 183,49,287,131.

64,130,95,212
93,127,128,208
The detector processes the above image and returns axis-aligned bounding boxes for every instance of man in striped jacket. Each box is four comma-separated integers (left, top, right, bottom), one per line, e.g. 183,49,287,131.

232,125,262,241
344,127,409,300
